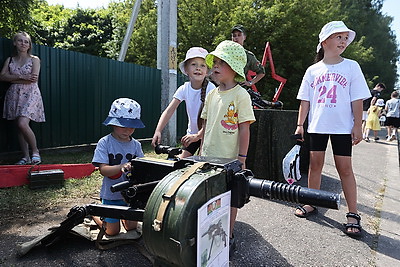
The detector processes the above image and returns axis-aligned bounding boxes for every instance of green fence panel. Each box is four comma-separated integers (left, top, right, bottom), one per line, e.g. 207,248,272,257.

0,37,172,153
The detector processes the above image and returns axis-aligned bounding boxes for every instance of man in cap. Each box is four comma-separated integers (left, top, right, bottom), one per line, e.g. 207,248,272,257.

231,25,265,89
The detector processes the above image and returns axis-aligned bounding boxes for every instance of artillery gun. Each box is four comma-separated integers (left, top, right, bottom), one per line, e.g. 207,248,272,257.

40,145,340,266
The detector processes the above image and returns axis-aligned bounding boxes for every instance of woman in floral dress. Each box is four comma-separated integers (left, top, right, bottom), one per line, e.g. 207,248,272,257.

0,32,45,164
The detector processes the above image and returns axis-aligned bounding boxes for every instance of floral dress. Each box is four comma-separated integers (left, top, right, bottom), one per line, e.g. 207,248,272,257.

2,57,45,122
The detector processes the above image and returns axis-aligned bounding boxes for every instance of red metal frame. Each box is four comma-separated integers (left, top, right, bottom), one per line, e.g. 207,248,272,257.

246,42,287,102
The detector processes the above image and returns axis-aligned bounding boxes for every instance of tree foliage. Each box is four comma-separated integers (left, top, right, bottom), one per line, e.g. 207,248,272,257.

32,3,114,57
0,0,38,39
2,0,399,109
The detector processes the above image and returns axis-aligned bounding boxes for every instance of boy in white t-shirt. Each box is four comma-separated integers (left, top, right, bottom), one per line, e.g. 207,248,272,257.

384,91,400,141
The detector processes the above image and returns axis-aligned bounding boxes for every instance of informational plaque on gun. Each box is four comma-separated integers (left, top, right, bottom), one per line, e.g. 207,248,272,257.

197,191,230,267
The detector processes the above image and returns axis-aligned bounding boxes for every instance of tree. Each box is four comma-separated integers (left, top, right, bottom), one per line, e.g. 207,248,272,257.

32,4,114,57
0,0,40,39
341,0,399,98
4,0,398,109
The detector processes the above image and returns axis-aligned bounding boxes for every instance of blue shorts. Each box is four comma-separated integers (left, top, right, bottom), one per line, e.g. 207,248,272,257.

309,133,352,157
102,199,128,223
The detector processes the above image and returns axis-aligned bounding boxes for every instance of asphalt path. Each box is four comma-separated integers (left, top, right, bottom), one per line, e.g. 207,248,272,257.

1,129,399,267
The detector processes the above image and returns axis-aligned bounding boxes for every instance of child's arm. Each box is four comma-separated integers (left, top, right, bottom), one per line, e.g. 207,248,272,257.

237,121,251,169
294,100,310,140
151,98,181,146
98,162,132,179
181,126,205,147
198,120,207,156
351,99,363,145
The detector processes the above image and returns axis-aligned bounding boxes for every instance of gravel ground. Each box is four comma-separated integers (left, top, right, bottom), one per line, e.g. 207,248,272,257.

1,130,399,267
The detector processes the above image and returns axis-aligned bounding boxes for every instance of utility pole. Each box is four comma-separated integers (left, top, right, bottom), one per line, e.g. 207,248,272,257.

118,0,142,62
157,0,177,145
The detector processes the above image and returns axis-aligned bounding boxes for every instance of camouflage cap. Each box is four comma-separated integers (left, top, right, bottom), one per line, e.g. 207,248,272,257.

231,25,246,35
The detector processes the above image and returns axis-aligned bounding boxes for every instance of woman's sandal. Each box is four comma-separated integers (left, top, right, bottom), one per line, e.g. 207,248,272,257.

31,154,42,165
344,212,362,237
294,205,318,218
15,158,31,165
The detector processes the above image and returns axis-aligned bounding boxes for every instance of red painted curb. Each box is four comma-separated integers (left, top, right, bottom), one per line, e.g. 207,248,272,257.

0,164,96,188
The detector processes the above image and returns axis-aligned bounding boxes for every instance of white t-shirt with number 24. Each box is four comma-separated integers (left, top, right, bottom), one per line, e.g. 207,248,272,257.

297,58,371,134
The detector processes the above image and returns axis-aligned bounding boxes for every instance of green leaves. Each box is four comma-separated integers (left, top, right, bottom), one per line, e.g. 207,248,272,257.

2,0,398,108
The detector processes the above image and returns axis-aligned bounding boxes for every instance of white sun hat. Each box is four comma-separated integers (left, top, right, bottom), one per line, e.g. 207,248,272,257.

103,98,145,128
316,21,356,53
179,47,209,75
376,98,385,107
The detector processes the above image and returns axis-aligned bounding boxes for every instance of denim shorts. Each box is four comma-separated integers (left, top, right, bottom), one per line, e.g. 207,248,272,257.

102,199,128,223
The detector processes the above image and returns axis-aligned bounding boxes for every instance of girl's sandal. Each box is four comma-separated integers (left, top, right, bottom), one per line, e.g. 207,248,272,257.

15,158,31,165
31,154,42,165
294,205,318,218
344,212,362,237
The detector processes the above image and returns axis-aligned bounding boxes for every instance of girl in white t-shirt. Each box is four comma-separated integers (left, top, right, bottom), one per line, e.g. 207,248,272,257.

151,47,215,158
293,21,371,237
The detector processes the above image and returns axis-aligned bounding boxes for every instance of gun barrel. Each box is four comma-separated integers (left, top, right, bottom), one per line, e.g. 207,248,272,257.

248,177,340,210
110,181,132,192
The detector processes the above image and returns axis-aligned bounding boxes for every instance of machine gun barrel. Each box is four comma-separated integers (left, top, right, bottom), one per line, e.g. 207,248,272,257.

110,180,133,192
247,177,340,210
124,181,160,198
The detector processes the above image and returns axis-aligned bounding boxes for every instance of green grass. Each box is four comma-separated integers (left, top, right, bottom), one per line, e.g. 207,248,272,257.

0,142,166,220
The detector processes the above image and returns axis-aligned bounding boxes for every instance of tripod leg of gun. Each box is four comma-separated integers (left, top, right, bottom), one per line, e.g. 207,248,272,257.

41,205,88,247
40,204,145,247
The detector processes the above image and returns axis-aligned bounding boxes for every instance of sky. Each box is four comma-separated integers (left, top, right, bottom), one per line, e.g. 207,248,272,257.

47,0,399,86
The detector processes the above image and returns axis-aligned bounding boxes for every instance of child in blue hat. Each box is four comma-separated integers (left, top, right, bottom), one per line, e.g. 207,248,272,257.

92,98,145,236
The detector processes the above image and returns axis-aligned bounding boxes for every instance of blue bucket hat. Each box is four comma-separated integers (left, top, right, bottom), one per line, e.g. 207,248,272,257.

103,98,145,128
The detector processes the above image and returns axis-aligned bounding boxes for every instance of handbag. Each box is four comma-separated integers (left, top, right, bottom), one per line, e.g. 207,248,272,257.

282,140,303,185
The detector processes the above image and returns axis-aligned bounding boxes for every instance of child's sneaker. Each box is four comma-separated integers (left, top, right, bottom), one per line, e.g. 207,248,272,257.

390,135,396,141
364,137,370,142
374,137,380,141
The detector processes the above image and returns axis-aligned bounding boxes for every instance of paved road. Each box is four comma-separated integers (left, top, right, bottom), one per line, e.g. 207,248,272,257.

1,130,399,267
233,129,400,266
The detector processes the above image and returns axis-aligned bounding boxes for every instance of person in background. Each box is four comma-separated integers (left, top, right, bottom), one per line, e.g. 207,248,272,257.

364,101,383,142
151,47,215,158
293,21,371,238
200,40,256,253
384,91,400,141
362,83,385,138
376,98,386,127
231,25,265,89
0,32,45,165
92,98,145,236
